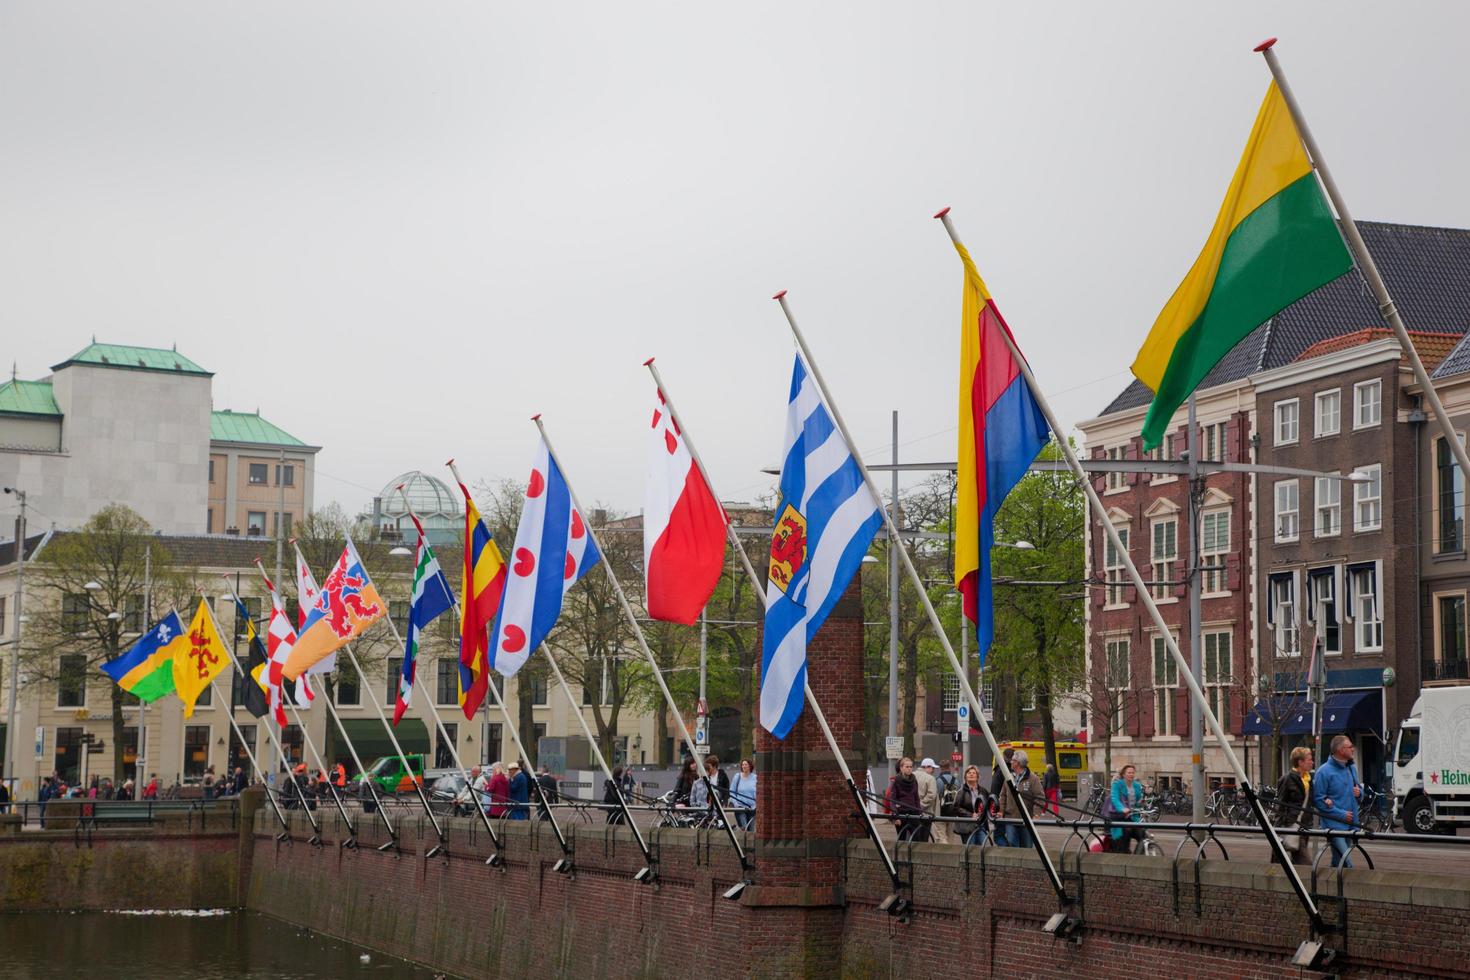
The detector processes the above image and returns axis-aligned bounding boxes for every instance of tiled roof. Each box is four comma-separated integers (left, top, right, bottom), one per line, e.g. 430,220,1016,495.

52,343,209,376
0,533,48,567
1099,222,1470,416
1293,328,1461,370
1432,331,1470,380
0,379,60,417
210,410,311,448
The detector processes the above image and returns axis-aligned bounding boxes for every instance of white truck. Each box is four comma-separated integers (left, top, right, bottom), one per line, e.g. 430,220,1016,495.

1392,686,1470,834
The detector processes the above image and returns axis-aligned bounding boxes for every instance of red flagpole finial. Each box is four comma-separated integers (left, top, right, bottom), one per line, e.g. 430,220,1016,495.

933,206,951,219
531,413,542,421
445,457,455,467
643,356,656,367
772,290,787,301
1253,37,1277,52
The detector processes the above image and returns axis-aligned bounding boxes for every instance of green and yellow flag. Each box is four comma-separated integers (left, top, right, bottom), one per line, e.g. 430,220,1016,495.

173,598,230,719
1132,82,1353,448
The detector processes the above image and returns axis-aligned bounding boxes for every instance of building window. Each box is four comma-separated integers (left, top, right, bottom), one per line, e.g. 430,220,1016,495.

1349,563,1383,651
1314,475,1341,537
436,722,457,769
1201,510,1230,595
0,595,6,636
249,463,269,485
1309,570,1340,655
1105,447,1125,492
1204,631,1232,730
1437,435,1465,553
184,725,210,779
1104,527,1130,607
1275,480,1299,542
231,596,262,639
481,723,503,766
228,724,255,778
1270,574,1299,656
436,659,458,706
1436,594,1467,674
1353,464,1382,532
1105,637,1130,735
980,669,995,718
1274,399,1299,446
280,724,304,767
1202,422,1228,461
1150,518,1177,600
247,511,267,536
386,657,403,705
62,593,90,634
208,459,216,483
1315,389,1341,438
207,509,214,534
1152,634,1178,736
941,673,961,712
57,654,87,708
195,681,213,707
336,672,361,706
389,599,410,631
1354,379,1382,429
276,464,295,487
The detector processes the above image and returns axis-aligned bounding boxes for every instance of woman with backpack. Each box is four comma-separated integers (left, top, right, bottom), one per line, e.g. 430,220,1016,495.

955,764,991,846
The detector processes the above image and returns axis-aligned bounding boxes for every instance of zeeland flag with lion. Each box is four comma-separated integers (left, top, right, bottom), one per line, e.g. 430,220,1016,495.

760,354,882,740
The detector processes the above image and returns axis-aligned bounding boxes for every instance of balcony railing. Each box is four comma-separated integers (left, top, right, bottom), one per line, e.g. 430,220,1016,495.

1422,657,1470,683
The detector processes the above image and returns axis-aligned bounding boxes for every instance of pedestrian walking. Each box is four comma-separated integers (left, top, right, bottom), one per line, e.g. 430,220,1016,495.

955,764,990,846
915,757,940,843
730,759,757,830
486,762,510,818
1042,763,1061,816
1313,735,1361,868
888,757,927,842
674,757,697,805
506,761,530,819
536,765,559,816
931,759,958,844
1106,764,1146,853
704,755,729,811
999,750,1044,849
605,766,627,825
989,747,1015,800
1275,746,1314,865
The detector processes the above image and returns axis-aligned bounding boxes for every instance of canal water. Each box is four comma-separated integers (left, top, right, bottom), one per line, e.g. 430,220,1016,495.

0,909,452,979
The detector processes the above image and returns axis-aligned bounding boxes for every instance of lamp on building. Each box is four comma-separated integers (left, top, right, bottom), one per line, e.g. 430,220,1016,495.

389,546,412,557
1347,470,1374,482
998,540,1035,550
860,555,879,565
106,611,122,621
83,581,102,591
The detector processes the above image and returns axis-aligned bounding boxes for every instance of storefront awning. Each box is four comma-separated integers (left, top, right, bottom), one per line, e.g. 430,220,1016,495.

1241,690,1382,738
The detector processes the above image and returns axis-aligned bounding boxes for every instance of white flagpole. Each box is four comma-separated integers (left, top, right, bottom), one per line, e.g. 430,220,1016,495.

1257,38,1470,488
933,209,1322,929
532,415,749,882
387,488,510,864
210,594,322,842
643,358,903,895
772,290,1067,904
443,459,572,867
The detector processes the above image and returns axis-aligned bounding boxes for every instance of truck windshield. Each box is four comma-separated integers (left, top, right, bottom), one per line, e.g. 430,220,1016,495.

1396,727,1420,767
367,758,397,776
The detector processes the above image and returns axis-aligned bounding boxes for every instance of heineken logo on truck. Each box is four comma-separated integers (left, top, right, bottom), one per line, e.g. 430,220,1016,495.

1430,770,1470,786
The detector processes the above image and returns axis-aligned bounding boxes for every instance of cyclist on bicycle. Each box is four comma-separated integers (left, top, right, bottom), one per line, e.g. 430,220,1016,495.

1106,764,1146,853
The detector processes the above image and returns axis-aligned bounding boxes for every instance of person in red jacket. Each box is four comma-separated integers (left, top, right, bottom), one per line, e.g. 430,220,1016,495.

485,762,510,818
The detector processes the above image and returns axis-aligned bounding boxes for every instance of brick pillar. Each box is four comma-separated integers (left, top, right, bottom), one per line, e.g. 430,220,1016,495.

742,574,865,975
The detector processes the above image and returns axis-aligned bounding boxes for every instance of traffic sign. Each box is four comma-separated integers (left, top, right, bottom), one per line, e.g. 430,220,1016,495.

950,751,963,764
884,736,904,761
695,727,708,747
957,703,969,720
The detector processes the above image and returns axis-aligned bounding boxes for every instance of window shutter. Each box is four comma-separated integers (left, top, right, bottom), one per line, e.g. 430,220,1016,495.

1129,686,1145,737
1292,570,1303,629
1128,439,1142,486
1224,416,1241,463
1176,687,1190,735
1227,554,1242,592
1091,447,1107,494
1125,583,1137,604
1141,687,1155,738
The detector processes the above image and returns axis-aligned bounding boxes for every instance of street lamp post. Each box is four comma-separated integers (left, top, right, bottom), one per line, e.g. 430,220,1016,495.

4,486,26,801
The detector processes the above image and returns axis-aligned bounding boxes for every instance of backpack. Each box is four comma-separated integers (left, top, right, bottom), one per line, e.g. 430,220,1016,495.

938,773,960,817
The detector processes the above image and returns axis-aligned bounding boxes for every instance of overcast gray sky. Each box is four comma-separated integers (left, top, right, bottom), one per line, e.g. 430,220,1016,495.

4,3,1468,521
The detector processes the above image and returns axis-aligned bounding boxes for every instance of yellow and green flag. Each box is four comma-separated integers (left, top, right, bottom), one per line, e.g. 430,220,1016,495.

173,598,230,719
1132,81,1353,448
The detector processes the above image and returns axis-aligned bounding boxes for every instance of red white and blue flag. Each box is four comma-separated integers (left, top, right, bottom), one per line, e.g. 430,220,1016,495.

644,387,726,624
489,436,601,677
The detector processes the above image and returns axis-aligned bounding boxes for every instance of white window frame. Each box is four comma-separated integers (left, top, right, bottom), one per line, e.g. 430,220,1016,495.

1275,480,1300,543
1105,637,1130,691
1271,574,1300,657
1105,446,1126,493
1150,517,1178,602
1349,564,1383,652
1309,569,1341,656
1314,474,1341,538
1103,525,1130,608
1152,633,1179,736
1353,379,1382,429
1353,464,1382,532
1151,434,1178,485
1314,389,1341,438
1203,630,1232,730
941,673,961,713
1274,398,1300,446
1433,590,1468,672
1434,433,1466,555
1201,509,1230,596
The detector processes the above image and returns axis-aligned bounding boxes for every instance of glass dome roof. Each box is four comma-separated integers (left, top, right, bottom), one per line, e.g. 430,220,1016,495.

379,471,462,520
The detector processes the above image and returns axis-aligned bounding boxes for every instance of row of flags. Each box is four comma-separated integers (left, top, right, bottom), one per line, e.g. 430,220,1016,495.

96,68,1362,754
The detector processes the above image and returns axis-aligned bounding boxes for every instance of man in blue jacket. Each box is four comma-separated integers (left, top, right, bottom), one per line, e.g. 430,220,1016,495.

1312,734,1361,868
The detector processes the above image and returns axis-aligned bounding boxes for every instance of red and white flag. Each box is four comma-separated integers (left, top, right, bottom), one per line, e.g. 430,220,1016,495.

293,543,331,692
256,564,308,726
644,388,726,624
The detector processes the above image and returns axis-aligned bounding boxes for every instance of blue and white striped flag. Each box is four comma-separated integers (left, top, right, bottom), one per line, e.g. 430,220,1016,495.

761,355,883,739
